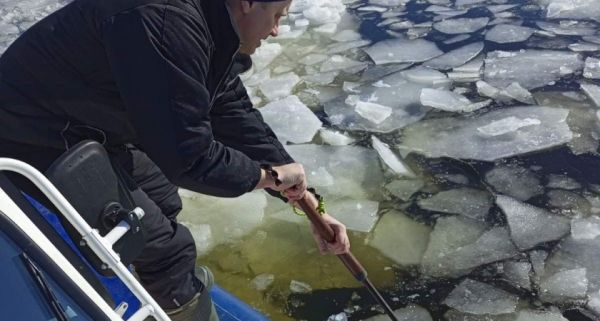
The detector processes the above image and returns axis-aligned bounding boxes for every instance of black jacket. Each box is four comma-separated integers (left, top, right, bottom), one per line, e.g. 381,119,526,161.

0,0,293,197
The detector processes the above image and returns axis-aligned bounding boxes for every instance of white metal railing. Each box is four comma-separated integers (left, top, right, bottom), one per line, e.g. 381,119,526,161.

0,158,171,321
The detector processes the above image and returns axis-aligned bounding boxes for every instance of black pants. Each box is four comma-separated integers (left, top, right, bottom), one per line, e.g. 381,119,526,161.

0,138,201,310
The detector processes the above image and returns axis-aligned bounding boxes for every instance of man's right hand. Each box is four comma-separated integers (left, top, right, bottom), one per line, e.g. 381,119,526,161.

255,163,307,201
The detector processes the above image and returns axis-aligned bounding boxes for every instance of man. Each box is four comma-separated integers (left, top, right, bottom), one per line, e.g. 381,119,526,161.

0,0,351,320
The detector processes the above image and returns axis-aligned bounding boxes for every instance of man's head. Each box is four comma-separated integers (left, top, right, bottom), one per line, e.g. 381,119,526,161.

226,0,292,55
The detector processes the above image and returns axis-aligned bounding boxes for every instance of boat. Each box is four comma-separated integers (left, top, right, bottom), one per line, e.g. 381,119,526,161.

0,154,271,321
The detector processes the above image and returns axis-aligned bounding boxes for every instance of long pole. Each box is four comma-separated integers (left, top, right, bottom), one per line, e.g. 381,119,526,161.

297,196,399,321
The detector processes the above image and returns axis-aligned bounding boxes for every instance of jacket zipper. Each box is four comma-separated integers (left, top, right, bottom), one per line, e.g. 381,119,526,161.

209,47,240,108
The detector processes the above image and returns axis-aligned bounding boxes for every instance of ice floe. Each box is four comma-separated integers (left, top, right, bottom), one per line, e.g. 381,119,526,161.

259,95,322,144
400,106,573,161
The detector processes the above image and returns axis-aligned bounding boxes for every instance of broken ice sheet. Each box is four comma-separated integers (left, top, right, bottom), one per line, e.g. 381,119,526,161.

484,164,543,201
581,83,600,107
371,136,414,176
424,42,484,70
420,88,489,113
318,128,356,146
483,50,584,90
433,17,490,34
541,0,600,22
385,179,424,201
364,38,443,65
259,95,322,144
485,24,535,43
285,144,385,200
421,216,518,277
444,279,519,315
417,188,492,221
539,268,588,302
496,195,571,250
584,57,600,79
571,216,600,240
502,261,532,290
399,106,573,162
368,211,431,266
355,101,393,124
515,309,568,321
325,68,447,133
258,72,301,102
535,20,597,36
320,55,368,73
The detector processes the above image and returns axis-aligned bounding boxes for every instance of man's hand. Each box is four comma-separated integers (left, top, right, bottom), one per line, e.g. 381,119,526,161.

310,213,351,255
255,163,307,201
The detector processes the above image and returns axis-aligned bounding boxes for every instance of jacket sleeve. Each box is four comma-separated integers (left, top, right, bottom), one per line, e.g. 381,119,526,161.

101,7,261,197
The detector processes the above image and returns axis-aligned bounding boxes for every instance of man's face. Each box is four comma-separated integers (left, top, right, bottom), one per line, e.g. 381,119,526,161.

235,0,292,55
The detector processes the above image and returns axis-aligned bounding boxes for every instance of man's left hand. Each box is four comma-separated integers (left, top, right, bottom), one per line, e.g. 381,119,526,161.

310,213,351,255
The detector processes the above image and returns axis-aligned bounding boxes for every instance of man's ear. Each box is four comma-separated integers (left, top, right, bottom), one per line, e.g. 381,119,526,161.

241,0,253,14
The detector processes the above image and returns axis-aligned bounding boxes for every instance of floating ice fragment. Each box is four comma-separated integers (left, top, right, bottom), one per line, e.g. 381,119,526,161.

477,117,541,137
420,88,488,113
385,179,424,201
418,188,492,220
320,55,368,73
424,42,484,70
260,96,322,144
569,42,600,52
433,17,489,34
355,101,393,124
319,129,356,146
363,305,432,321
485,165,543,201
251,42,283,71
400,106,573,161
365,38,443,64
331,29,362,42
484,50,584,90
371,136,414,176
251,274,274,291
444,279,519,315
368,211,431,266
496,195,571,250
503,261,532,290
543,0,600,23
540,268,588,302
584,57,600,79
485,24,535,43
258,72,301,101
515,309,568,321
571,216,600,240
547,174,581,190
290,280,312,293
581,83,600,107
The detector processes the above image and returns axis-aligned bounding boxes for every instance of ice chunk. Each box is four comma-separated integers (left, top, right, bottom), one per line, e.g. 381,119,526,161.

179,191,267,253
584,57,600,79
421,217,518,277
536,20,597,36
485,165,543,201
424,42,484,70
368,211,431,265
477,117,541,137
331,29,362,42
417,188,492,221
258,72,301,101
484,50,584,90
400,106,573,161
444,34,471,44
420,88,487,113
401,67,450,86
485,24,534,43
540,268,588,302
251,274,275,291
581,83,600,107
355,101,393,124
303,6,341,26
318,129,356,146
433,17,489,34
371,136,414,176
285,144,384,200
569,42,600,52
327,313,348,321
503,261,532,290
321,55,368,73
364,305,432,321
515,309,568,321
252,42,283,71
299,53,328,66
181,222,213,257
290,280,312,293
444,310,517,321
547,174,581,190
260,96,322,144
504,82,535,104
385,179,424,201
496,195,571,250
572,216,600,240
444,279,519,315
542,0,600,22
547,189,590,212
327,39,372,54
365,38,443,64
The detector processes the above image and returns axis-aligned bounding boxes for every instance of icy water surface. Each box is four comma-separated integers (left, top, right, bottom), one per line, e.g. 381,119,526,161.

3,0,600,320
